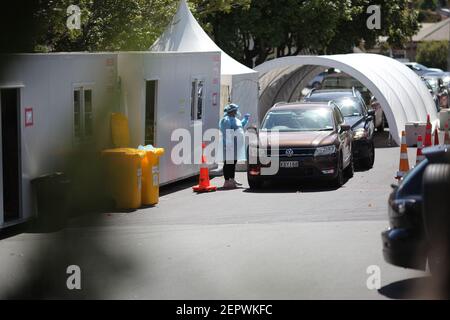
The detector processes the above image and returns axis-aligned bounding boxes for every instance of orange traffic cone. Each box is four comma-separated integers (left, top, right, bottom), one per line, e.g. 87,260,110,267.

434,127,440,146
425,114,433,147
416,135,425,166
396,131,410,181
193,143,217,193
445,121,450,145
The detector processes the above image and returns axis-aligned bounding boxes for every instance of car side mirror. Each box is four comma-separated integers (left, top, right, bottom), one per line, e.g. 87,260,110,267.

368,109,376,117
340,124,351,132
366,115,373,122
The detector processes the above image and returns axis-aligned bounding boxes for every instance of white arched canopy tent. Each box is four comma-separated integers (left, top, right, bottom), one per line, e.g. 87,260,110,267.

255,54,439,145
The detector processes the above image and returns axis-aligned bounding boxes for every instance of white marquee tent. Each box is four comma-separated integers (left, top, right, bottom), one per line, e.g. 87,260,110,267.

255,54,439,145
150,0,259,124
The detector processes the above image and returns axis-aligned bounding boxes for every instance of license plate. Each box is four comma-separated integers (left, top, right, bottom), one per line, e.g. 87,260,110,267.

280,161,299,168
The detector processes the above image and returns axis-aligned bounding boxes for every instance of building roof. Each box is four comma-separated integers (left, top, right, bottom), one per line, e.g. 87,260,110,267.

413,18,450,42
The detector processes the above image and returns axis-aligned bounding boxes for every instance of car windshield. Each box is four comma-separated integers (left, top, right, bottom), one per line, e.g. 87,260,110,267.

334,98,364,117
262,108,334,132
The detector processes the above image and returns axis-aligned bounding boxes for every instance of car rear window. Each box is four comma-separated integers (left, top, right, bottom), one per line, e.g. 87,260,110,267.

335,98,365,117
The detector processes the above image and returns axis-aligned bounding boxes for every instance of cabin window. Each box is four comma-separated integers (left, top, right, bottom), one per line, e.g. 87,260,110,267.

190,79,205,121
73,86,93,143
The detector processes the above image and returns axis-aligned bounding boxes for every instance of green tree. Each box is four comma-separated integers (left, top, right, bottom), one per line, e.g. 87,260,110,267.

420,0,438,10
0,0,420,60
200,0,420,67
31,0,180,52
0,0,250,53
416,40,449,70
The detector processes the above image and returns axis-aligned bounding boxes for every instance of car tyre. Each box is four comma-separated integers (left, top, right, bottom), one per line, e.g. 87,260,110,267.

345,155,354,178
248,174,263,190
360,142,375,169
332,155,344,188
376,119,385,133
423,164,450,284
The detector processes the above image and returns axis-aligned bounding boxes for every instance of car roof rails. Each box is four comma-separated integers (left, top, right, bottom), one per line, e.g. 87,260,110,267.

305,88,317,98
328,100,340,108
273,101,288,108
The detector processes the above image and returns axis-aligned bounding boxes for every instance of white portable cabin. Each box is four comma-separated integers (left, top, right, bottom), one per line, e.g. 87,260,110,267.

0,53,119,228
0,50,221,228
118,51,221,185
150,0,260,125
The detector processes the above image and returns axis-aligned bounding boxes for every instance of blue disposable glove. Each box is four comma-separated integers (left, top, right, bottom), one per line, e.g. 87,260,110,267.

244,114,250,119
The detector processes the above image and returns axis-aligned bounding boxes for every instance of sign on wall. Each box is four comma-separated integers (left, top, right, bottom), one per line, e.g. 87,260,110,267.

25,108,33,127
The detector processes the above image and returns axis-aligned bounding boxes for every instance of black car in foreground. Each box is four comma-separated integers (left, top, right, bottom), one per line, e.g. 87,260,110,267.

303,90,376,169
382,145,450,282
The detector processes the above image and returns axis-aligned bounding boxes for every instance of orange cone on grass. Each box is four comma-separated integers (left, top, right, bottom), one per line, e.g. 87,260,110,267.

416,135,425,166
193,143,217,193
425,115,433,147
396,131,410,181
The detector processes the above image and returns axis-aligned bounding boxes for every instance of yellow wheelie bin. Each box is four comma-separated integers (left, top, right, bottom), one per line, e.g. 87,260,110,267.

140,147,165,206
102,148,145,210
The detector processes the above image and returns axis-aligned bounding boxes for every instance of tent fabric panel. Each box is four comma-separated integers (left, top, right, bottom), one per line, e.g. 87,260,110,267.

150,0,256,76
254,54,438,146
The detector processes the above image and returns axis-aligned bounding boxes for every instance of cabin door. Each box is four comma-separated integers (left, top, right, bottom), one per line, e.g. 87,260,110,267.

145,80,158,146
0,88,22,224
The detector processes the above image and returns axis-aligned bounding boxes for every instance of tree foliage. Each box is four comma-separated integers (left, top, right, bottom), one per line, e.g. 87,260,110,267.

31,0,180,52
1,0,419,64
416,40,449,70
202,0,420,67
34,0,250,52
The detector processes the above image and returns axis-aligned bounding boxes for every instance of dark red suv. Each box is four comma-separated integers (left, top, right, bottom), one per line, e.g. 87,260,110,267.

247,102,354,189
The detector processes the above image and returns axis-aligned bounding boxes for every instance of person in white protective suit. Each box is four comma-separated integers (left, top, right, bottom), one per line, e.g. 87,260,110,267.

219,104,250,189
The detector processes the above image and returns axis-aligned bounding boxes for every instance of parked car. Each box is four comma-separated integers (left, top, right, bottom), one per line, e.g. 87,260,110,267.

404,62,443,76
321,73,372,105
381,145,450,282
247,101,354,189
423,71,450,109
304,88,384,131
303,91,376,168
421,77,440,112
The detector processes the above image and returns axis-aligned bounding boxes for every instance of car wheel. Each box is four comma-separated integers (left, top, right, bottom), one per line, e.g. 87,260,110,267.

360,142,375,169
376,119,385,133
423,164,450,282
332,156,344,188
345,155,354,178
248,174,263,190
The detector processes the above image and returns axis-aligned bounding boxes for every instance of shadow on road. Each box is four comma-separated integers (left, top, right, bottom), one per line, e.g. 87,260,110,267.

379,277,430,299
374,130,397,149
160,176,199,197
379,276,449,299
243,180,343,194
0,223,29,241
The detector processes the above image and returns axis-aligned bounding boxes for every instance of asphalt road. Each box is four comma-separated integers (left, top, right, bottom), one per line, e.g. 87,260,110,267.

0,132,436,299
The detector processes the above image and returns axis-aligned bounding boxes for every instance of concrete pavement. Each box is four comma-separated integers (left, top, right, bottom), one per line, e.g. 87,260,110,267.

0,139,431,299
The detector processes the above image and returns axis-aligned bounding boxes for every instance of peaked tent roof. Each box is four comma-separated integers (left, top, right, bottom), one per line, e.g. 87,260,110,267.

150,0,256,76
